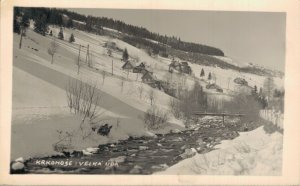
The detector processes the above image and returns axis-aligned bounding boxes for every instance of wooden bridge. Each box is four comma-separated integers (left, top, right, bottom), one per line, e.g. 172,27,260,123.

192,112,246,125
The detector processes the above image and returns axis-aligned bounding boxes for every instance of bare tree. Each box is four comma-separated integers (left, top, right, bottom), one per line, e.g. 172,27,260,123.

169,98,181,118
148,89,156,105
65,79,102,135
48,39,59,64
19,26,26,49
263,76,275,100
137,83,144,99
111,60,114,76
86,44,92,67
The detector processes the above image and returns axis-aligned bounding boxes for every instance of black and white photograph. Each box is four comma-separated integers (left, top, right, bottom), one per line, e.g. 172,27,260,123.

3,1,295,179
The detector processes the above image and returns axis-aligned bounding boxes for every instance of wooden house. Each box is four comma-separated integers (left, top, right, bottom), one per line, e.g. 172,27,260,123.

141,71,154,83
169,60,192,75
122,61,134,71
133,62,146,73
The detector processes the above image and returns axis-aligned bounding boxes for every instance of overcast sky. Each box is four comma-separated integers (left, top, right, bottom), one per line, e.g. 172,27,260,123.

69,9,286,72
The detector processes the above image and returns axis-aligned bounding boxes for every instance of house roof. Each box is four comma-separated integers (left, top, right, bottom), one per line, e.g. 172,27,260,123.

181,62,189,66
141,71,153,79
170,61,181,67
122,61,134,69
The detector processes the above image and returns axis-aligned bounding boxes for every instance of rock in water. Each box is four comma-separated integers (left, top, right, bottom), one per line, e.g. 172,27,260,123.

15,157,24,163
180,148,197,159
139,146,149,150
108,156,126,163
12,162,24,171
82,149,93,156
97,124,112,136
129,165,143,174
170,129,182,134
151,164,169,170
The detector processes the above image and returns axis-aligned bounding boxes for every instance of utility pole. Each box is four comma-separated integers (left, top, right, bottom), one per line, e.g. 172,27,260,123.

111,60,114,76
19,26,24,49
86,44,90,67
77,45,81,75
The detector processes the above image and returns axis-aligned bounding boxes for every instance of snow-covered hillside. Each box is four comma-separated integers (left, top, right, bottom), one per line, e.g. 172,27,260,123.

156,126,283,175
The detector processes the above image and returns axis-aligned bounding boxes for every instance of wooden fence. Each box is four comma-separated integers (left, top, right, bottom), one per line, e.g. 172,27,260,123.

259,109,284,129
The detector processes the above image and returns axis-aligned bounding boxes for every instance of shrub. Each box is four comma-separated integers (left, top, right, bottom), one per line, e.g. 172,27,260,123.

224,92,262,122
144,105,169,129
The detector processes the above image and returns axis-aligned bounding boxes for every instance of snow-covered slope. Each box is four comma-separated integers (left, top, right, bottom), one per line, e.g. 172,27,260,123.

12,23,284,160
156,126,283,175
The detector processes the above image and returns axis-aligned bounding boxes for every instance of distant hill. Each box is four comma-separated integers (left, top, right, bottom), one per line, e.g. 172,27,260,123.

16,7,283,78
17,7,225,57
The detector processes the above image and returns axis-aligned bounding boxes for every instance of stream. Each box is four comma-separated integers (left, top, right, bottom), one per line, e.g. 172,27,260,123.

13,118,252,174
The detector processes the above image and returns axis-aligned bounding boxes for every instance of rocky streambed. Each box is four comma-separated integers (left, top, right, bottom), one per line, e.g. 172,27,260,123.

11,118,258,174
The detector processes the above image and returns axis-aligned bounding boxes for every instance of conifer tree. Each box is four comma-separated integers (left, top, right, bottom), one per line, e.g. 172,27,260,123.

208,72,212,80
122,48,129,61
34,14,48,36
69,33,75,43
200,68,205,78
66,19,73,28
58,27,64,40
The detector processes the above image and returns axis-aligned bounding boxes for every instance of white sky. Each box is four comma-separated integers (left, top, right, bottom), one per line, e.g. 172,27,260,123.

69,9,286,72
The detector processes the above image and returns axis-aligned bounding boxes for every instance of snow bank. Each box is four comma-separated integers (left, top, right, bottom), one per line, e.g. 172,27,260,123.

156,126,283,175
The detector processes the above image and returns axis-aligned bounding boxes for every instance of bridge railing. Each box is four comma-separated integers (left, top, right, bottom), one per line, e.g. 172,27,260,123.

259,109,284,129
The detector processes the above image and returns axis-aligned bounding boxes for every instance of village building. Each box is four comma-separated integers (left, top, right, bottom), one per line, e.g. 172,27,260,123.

104,41,116,49
141,71,154,83
169,60,192,74
121,61,134,72
133,62,146,73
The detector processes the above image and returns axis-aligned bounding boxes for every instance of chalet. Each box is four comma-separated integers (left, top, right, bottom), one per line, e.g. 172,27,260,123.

104,41,116,49
141,71,154,83
169,61,192,74
133,62,146,73
180,62,192,74
122,61,134,71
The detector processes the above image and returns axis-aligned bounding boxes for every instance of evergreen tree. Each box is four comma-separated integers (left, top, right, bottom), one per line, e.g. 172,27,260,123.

13,7,21,34
20,13,30,29
56,14,63,26
66,19,73,28
34,14,48,36
200,68,205,77
122,48,129,61
20,13,30,36
58,27,64,40
13,17,21,34
208,72,212,80
69,33,75,43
